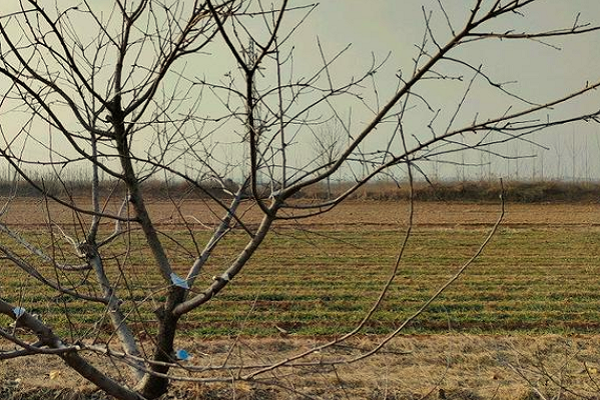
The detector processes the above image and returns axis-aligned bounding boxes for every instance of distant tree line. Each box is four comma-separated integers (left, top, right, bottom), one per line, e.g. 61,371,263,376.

3,176,600,203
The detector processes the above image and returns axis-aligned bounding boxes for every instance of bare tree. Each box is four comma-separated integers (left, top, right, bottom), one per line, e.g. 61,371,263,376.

310,121,346,199
0,1,599,399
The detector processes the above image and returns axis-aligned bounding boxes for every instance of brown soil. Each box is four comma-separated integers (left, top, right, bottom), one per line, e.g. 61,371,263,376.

4,198,600,230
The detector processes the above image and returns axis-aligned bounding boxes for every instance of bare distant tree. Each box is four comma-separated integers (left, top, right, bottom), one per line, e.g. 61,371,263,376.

0,1,598,399
311,121,346,199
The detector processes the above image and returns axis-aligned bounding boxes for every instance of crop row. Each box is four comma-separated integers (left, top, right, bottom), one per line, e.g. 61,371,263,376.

2,226,600,337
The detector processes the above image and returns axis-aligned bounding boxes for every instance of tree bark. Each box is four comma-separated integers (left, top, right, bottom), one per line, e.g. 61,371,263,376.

137,288,185,399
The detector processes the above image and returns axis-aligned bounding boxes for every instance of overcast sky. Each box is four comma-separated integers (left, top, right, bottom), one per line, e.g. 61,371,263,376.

1,1,600,182
299,1,600,180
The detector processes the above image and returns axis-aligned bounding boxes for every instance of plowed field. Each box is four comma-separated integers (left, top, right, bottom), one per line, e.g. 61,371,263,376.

6,198,600,228
3,199,600,399
3,199,600,335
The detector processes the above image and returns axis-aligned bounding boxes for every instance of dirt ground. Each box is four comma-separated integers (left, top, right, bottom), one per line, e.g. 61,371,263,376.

5,198,600,229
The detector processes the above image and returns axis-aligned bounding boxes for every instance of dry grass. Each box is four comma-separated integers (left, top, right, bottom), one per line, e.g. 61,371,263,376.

298,180,600,203
7,177,600,203
3,335,600,399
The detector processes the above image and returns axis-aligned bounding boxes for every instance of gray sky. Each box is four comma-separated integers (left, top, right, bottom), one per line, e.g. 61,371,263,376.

300,1,600,181
1,1,600,182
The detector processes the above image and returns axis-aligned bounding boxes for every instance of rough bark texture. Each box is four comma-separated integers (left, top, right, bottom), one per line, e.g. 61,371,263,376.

138,289,185,399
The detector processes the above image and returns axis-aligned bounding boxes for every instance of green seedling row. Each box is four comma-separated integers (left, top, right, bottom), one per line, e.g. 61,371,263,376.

2,226,600,337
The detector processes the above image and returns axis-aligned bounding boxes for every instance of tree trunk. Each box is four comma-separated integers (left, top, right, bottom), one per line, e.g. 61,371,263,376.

138,287,185,399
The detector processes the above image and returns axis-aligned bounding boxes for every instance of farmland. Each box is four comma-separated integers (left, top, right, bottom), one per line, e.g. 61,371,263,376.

3,199,600,399
3,199,600,336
